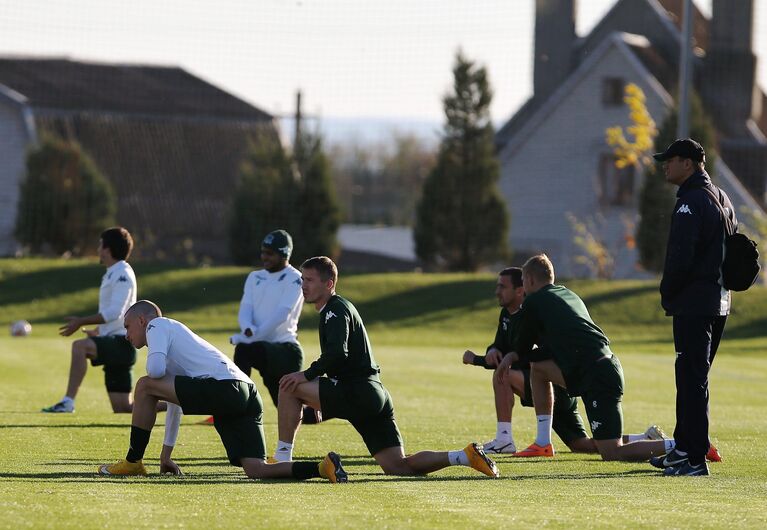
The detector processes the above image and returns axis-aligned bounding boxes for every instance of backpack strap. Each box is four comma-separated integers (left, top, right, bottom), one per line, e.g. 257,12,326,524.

702,186,736,236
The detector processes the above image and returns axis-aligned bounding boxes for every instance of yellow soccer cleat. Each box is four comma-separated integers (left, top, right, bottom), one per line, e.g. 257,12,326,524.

98,459,148,476
464,442,500,477
318,452,348,483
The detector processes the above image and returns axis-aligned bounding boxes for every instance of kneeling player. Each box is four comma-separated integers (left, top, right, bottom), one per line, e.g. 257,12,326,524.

465,267,664,456
97,300,346,482
274,257,499,478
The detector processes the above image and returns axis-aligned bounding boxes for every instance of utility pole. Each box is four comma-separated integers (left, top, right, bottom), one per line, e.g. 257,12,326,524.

676,0,693,138
294,89,303,160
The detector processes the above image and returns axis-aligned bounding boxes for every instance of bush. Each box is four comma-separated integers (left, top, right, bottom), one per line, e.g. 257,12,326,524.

15,135,116,255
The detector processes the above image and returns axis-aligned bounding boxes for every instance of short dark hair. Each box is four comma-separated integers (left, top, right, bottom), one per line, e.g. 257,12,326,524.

522,254,555,284
499,267,523,288
301,256,338,283
101,227,133,261
126,300,162,319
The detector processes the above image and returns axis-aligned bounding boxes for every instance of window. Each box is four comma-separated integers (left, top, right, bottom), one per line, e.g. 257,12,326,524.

597,154,635,207
602,77,625,106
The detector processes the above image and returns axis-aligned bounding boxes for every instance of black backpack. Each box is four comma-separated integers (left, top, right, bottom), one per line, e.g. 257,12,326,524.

704,187,760,291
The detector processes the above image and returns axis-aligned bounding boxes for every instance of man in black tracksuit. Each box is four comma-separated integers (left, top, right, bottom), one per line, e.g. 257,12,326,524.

652,139,734,476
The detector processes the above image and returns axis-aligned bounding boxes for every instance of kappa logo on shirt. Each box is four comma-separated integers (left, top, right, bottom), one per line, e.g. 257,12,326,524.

676,204,692,215
591,420,602,431
118,275,128,282
502,319,508,331
147,324,155,331
293,279,302,285
278,273,286,281
324,311,337,323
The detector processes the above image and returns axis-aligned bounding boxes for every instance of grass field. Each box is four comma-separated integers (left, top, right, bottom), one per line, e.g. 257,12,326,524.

1,258,766,528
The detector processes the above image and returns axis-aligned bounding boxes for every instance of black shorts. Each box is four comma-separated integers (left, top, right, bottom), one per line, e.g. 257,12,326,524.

90,335,136,393
581,356,625,440
319,377,404,456
175,377,266,465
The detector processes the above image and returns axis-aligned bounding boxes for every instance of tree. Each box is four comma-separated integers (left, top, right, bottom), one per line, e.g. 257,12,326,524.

228,139,299,265
292,133,341,264
15,135,116,255
636,91,717,272
228,131,340,266
414,51,509,271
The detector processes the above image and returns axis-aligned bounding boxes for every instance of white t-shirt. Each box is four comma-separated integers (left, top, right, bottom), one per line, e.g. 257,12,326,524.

236,265,303,344
146,317,252,383
98,260,137,336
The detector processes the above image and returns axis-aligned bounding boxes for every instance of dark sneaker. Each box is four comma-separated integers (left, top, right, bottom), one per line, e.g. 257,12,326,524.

649,448,688,469
663,461,710,476
41,400,74,413
320,452,348,483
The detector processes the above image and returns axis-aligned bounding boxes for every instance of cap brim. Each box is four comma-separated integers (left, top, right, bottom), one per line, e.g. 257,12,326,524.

652,152,670,161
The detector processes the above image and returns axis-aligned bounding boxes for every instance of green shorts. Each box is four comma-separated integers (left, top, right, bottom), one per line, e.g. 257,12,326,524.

90,335,137,393
518,369,588,444
319,376,404,456
175,376,266,465
581,355,625,440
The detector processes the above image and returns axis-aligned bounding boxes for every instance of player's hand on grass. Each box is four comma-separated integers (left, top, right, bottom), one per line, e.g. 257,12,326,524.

59,316,82,337
485,349,503,367
462,350,476,364
279,371,308,393
160,458,183,476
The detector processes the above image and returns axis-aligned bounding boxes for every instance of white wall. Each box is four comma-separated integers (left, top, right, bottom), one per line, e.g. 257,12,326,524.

0,100,30,256
499,40,670,278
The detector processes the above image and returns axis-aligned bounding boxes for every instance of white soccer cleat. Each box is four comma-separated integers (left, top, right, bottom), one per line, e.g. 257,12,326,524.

644,425,669,441
482,438,517,454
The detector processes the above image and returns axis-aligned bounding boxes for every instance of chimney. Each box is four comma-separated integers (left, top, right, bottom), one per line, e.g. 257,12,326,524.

533,0,577,100
702,0,759,136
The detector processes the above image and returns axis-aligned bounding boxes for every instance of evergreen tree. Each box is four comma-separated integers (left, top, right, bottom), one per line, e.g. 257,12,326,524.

15,135,116,255
636,91,717,272
292,133,341,264
228,139,299,265
414,51,509,271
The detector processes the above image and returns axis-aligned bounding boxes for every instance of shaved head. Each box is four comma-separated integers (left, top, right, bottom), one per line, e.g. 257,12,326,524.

126,300,162,320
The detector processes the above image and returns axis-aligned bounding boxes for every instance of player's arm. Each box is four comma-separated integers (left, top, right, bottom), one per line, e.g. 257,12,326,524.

59,313,105,336
302,312,351,381
159,403,183,475
238,274,258,336
660,196,703,303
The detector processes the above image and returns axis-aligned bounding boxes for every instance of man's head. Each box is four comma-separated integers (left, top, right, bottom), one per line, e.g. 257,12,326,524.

300,256,338,305
123,300,162,348
653,138,706,186
99,227,133,265
496,267,524,310
522,254,555,294
261,229,293,272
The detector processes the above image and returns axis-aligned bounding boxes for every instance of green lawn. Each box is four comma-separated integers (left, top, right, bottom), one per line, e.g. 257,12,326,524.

1,259,766,528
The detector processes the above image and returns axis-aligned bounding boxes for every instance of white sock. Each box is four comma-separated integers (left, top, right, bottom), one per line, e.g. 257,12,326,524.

665,439,677,452
448,449,470,466
496,422,512,443
534,415,552,446
626,433,645,443
273,441,293,462
62,396,74,405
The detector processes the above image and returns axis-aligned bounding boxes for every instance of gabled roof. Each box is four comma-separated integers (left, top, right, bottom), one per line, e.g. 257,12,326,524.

498,32,673,162
0,57,272,121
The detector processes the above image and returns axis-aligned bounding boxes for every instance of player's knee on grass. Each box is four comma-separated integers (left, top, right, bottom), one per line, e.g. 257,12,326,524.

241,458,266,479
594,439,622,461
375,447,414,476
565,436,598,454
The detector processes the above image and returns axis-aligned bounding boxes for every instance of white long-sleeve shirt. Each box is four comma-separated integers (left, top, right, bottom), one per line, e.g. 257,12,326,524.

145,317,253,446
97,260,137,337
235,265,303,344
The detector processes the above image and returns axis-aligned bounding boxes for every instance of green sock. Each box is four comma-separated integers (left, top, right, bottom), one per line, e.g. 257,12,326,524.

291,461,322,480
126,426,151,463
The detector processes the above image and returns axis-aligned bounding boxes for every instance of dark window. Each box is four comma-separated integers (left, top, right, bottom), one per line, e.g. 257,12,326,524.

602,77,625,106
598,154,635,206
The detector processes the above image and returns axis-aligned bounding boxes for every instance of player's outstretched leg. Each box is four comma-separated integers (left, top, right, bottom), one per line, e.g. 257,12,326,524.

373,444,499,478
241,453,348,483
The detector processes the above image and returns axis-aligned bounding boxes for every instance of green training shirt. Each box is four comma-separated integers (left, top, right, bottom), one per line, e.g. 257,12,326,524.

516,284,611,395
473,308,529,370
303,294,381,381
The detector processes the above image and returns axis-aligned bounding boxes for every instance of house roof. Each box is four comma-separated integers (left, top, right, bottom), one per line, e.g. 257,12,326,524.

0,57,272,121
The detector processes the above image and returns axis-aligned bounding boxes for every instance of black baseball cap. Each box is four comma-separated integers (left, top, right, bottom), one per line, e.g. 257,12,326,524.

652,138,705,163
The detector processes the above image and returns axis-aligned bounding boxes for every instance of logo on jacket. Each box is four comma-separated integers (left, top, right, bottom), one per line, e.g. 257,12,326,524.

118,275,128,282
676,204,692,215
278,273,286,281
324,311,337,323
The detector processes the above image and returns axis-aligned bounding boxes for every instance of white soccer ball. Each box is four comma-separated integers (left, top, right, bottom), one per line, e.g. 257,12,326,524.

10,320,32,337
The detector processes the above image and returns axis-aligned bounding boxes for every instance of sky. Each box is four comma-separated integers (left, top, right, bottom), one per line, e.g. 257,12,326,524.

1,0,766,131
